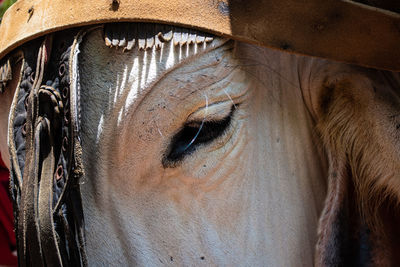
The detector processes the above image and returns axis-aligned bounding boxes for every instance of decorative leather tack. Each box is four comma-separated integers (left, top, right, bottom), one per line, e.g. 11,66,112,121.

8,28,87,267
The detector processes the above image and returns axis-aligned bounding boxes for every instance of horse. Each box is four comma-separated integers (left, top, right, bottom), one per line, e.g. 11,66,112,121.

0,1,399,266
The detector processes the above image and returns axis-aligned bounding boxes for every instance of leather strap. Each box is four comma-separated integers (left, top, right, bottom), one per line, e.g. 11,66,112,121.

8,29,87,267
0,0,399,71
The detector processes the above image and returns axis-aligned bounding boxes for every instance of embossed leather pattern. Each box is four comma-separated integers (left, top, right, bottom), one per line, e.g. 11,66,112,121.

8,29,87,267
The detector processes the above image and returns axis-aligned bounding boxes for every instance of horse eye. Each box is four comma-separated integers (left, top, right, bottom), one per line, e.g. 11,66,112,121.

162,105,235,168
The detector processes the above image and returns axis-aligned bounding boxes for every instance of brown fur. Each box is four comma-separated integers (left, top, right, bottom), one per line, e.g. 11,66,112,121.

313,67,400,265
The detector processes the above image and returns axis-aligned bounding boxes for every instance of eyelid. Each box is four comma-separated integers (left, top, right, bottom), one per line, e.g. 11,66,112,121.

186,100,236,123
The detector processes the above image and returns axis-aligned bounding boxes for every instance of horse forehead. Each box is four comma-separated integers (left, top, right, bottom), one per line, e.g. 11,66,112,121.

79,29,234,117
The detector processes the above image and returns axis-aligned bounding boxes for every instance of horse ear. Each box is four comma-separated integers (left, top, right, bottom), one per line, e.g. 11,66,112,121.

314,152,373,267
312,72,400,266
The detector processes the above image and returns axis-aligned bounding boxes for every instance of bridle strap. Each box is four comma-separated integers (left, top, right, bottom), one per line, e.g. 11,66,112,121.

8,29,87,267
18,39,48,267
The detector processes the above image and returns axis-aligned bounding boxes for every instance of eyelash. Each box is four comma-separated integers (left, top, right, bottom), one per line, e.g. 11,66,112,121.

162,105,235,168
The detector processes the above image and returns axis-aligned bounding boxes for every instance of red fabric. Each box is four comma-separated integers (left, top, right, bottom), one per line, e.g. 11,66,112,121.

0,152,17,266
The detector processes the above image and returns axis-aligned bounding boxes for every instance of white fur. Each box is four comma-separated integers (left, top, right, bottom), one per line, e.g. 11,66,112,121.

77,29,327,266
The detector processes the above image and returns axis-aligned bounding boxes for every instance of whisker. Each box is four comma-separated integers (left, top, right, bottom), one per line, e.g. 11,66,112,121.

223,88,237,109
155,121,164,137
182,94,209,152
